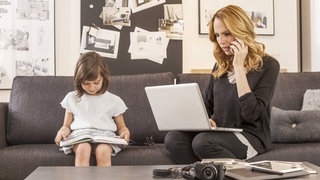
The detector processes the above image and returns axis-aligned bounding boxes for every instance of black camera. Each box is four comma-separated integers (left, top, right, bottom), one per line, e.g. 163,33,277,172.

153,162,225,180
193,162,225,180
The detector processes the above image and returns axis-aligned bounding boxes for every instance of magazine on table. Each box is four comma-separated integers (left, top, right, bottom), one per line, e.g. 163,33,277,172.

59,128,128,147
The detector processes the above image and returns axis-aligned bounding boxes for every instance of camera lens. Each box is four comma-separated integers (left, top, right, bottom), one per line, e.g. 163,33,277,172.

202,166,218,180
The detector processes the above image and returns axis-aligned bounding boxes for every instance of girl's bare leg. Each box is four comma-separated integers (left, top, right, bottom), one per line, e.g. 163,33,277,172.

73,142,91,166
94,144,113,166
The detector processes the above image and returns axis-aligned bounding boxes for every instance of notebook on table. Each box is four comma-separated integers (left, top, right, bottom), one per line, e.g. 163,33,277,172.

145,83,243,132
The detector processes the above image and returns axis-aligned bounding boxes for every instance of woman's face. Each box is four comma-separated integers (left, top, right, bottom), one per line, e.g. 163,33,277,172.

213,18,236,55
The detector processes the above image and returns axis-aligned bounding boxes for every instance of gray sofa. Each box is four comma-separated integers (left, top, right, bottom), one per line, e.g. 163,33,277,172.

1,72,320,179
177,72,320,166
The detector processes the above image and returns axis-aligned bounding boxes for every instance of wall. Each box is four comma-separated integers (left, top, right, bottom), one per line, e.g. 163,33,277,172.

183,0,300,72
80,0,183,77
0,0,300,102
301,0,320,71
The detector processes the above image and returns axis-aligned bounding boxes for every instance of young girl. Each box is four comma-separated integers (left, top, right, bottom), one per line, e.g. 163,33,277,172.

54,51,130,166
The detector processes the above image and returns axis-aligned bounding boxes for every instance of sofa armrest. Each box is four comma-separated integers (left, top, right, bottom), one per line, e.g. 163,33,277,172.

0,102,8,149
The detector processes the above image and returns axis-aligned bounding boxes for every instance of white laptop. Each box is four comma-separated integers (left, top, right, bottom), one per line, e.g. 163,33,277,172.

145,83,243,132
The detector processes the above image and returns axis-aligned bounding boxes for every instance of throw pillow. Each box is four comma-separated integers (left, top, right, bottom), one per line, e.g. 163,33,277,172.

301,89,320,110
270,106,320,143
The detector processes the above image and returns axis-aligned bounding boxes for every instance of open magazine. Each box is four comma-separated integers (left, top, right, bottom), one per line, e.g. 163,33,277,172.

59,128,128,147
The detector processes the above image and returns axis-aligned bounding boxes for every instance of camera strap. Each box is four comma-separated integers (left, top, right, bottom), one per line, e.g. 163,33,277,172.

152,166,196,179
152,169,172,178
181,164,197,179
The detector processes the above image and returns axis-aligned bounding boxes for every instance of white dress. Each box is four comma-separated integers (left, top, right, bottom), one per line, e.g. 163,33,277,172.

60,91,127,155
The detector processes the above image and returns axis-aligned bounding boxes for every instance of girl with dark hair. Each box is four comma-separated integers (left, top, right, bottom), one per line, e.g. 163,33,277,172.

55,51,130,166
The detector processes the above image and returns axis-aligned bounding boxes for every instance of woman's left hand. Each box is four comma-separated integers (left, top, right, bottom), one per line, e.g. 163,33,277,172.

230,38,248,69
209,119,217,128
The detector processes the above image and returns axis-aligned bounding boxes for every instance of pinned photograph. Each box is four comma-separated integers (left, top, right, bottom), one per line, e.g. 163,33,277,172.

131,0,166,13
129,27,168,64
80,26,120,59
158,4,183,39
102,0,131,26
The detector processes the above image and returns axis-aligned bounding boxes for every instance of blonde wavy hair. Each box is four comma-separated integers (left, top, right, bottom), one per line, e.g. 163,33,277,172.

209,5,266,78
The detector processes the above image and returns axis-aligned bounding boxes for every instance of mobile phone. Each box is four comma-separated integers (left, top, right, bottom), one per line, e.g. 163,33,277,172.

230,47,234,54
230,40,238,54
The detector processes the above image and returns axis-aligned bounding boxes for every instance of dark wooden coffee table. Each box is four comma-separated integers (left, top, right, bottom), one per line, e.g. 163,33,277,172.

25,162,320,180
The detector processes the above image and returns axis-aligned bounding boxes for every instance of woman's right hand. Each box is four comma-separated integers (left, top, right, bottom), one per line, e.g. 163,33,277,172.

209,119,217,128
54,126,71,146
230,38,248,69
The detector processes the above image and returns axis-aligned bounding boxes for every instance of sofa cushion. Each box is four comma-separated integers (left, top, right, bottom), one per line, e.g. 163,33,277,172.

248,143,320,166
302,89,320,110
176,73,211,98
270,106,320,142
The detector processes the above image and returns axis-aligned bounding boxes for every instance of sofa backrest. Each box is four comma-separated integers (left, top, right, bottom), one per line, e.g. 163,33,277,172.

7,72,174,145
177,72,320,111
271,72,320,110
7,76,73,145
176,73,211,98
108,72,174,143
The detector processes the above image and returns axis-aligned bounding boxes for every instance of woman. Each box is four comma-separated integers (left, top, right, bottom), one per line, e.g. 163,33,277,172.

164,5,280,164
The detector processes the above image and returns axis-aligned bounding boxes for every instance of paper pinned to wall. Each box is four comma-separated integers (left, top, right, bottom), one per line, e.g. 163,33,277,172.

129,27,169,64
130,0,166,13
80,25,120,59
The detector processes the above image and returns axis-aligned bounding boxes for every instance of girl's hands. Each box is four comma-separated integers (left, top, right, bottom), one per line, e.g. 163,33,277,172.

54,126,71,146
114,114,130,143
118,128,130,143
230,38,248,69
